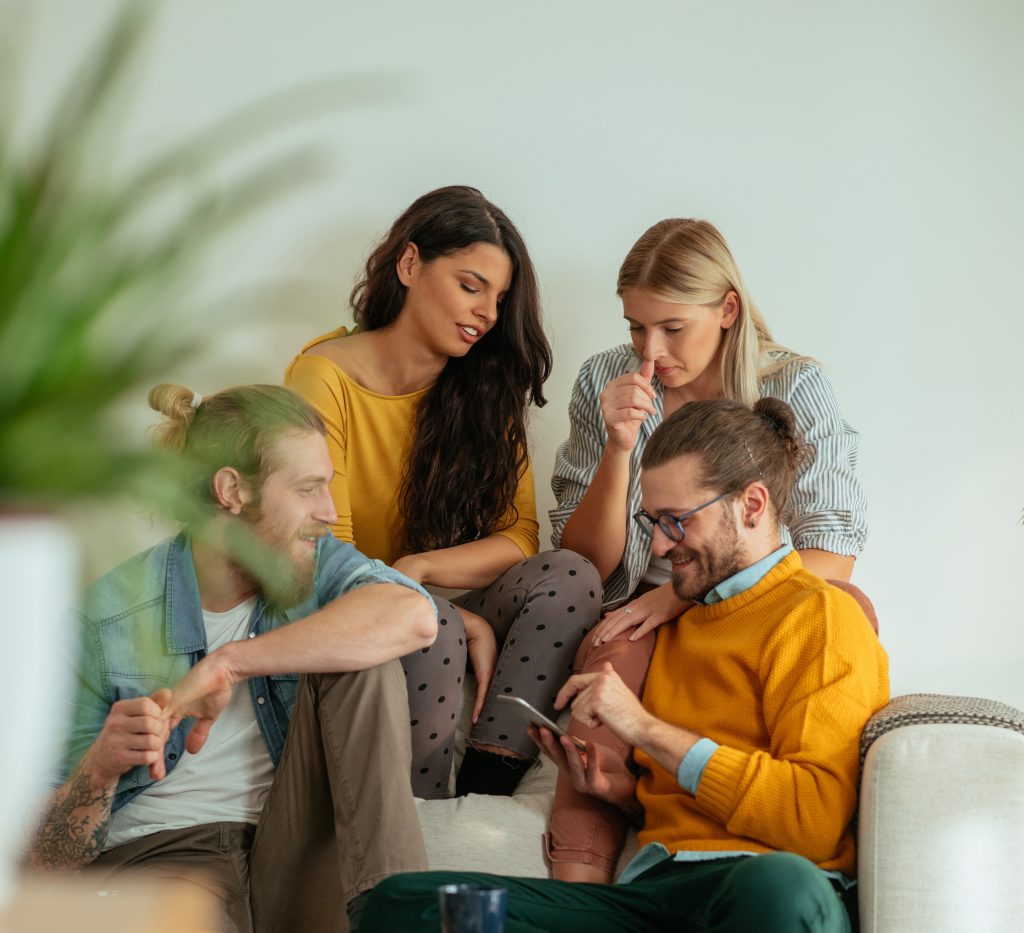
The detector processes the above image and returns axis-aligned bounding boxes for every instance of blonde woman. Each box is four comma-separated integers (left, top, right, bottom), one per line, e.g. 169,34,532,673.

545,218,868,881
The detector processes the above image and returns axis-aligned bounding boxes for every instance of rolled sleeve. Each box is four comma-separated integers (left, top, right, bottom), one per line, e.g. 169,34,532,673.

766,361,868,557
677,737,719,795
315,535,436,616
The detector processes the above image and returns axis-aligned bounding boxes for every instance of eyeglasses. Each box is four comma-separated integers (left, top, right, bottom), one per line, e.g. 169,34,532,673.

633,491,733,542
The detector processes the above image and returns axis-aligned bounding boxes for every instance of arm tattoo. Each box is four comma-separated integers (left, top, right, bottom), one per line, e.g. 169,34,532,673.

32,763,115,872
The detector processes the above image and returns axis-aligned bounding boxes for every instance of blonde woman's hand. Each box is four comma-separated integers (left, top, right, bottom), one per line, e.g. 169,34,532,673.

599,359,656,453
462,608,497,723
590,581,693,646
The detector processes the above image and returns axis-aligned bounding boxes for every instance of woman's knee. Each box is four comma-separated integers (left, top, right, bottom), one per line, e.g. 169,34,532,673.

521,549,602,603
513,550,602,639
403,598,467,687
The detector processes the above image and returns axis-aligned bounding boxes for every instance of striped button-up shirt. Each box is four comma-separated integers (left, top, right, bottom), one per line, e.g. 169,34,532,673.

550,345,867,606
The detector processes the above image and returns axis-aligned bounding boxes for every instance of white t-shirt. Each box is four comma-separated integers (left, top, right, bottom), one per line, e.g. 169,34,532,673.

105,597,275,849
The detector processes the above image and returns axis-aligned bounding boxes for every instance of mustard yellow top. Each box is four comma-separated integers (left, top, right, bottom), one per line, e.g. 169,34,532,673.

636,552,889,876
284,327,540,566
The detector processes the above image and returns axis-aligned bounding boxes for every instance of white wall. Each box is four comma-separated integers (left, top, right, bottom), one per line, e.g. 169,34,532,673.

18,1,1024,707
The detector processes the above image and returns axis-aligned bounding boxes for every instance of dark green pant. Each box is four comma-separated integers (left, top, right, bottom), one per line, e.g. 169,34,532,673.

361,853,853,933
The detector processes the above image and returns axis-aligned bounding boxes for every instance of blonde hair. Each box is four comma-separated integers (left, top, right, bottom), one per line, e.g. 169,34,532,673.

148,383,325,520
616,219,810,405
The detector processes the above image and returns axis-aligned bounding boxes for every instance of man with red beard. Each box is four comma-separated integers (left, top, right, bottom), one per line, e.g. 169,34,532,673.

31,384,438,933
362,397,889,933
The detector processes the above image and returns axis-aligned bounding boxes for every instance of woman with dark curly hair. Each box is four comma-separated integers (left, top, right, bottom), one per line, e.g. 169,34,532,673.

286,186,600,798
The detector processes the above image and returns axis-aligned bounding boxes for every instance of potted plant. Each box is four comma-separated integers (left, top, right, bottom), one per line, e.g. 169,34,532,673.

0,3,331,904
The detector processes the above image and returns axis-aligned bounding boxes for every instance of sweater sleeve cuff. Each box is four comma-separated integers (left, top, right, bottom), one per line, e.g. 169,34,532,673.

677,738,719,794
693,744,751,823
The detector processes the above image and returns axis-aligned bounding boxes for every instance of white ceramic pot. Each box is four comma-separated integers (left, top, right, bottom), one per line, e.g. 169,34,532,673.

0,513,78,907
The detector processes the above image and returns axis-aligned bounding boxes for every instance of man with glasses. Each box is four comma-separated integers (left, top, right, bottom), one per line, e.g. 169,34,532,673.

361,397,889,933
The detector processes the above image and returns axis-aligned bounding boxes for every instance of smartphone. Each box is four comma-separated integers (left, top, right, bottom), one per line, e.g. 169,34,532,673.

494,695,587,751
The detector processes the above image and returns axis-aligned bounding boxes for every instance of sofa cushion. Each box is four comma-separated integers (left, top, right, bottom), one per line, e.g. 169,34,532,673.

416,677,638,878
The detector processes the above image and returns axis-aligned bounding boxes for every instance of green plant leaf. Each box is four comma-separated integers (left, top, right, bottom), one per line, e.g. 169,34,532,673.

0,1,399,520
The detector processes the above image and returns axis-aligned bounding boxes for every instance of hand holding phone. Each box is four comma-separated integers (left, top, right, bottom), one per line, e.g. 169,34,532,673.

494,694,587,750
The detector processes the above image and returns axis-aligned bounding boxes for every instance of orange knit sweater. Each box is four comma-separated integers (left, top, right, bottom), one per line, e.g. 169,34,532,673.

635,552,889,876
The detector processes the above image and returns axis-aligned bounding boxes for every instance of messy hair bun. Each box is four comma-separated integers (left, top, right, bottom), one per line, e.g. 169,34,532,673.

148,383,200,452
753,397,809,474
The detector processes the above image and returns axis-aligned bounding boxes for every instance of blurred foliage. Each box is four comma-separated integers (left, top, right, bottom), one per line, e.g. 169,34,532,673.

0,1,380,513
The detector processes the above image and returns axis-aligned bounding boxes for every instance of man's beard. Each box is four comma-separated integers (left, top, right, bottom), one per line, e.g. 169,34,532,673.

260,541,318,610
667,512,749,603
240,504,322,609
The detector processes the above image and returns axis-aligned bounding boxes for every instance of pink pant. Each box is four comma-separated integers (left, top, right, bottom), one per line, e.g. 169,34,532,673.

544,628,657,874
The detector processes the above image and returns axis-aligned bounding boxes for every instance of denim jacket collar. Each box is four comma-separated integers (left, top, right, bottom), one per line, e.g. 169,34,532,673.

163,532,302,653
164,534,208,655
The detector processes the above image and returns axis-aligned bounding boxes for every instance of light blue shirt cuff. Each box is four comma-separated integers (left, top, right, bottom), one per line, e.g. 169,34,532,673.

677,738,719,795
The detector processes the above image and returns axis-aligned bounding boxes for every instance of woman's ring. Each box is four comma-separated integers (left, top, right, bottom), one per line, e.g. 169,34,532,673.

623,608,633,614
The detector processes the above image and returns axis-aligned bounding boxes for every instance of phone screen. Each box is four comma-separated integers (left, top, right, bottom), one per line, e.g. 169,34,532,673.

495,695,586,750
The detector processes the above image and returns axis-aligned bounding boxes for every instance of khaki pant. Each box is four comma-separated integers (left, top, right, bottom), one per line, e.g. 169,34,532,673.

90,661,428,933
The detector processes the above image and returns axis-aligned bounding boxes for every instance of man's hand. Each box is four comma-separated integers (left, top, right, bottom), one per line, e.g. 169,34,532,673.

32,693,173,873
161,652,238,755
590,582,693,646
558,663,702,782
462,608,497,723
84,693,173,785
529,726,640,818
555,662,654,747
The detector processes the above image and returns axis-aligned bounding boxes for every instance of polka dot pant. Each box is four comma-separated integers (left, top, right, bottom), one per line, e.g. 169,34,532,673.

400,549,602,799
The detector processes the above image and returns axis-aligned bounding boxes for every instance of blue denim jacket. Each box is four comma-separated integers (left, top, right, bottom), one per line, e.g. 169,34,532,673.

60,532,432,813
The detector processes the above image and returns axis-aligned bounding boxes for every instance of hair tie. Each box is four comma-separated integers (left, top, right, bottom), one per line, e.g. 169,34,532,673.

190,392,203,410
742,439,762,478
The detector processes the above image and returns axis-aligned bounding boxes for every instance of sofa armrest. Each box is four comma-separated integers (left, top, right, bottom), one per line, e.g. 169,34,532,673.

857,694,1024,933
